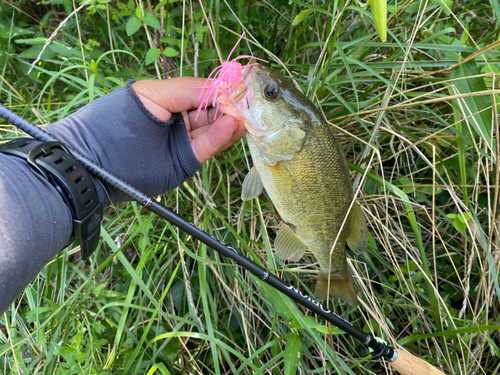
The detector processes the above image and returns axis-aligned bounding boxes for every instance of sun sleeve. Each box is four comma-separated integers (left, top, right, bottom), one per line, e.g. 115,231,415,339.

0,81,202,315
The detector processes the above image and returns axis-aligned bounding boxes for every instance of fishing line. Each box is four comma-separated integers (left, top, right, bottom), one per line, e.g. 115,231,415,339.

0,103,446,375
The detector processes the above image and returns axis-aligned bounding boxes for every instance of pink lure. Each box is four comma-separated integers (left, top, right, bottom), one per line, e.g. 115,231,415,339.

195,32,267,123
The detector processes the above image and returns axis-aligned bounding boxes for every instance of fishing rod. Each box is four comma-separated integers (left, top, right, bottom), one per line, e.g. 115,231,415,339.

0,103,445,375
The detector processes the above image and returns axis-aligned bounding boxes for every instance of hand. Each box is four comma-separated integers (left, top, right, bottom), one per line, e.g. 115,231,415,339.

132,78,246,164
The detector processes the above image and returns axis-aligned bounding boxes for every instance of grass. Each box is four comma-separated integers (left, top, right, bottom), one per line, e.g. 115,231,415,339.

1,0,500,374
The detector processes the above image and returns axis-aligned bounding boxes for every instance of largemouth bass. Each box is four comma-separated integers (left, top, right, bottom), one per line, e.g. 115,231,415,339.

223,64,368,306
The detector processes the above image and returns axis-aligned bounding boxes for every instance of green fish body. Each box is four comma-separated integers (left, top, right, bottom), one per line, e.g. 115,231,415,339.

224,65,368,306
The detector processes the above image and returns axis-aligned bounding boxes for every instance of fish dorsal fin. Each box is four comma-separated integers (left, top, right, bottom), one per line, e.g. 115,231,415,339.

346,202,368,255
274,224,307,261
241,166,263,201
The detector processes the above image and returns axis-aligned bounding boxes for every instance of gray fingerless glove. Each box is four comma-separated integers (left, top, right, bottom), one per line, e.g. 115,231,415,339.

0,81,202,315
46,80,202,205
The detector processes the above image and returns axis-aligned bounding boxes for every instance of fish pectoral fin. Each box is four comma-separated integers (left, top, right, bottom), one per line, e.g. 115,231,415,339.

274,225,307,261
241,166,264,201
346,202,368,255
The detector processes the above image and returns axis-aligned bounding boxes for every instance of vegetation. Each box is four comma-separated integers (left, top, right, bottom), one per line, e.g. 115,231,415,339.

1,0,500,374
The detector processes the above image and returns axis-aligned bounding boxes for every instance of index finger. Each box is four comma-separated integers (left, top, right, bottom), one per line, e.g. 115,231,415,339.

132,77,220,114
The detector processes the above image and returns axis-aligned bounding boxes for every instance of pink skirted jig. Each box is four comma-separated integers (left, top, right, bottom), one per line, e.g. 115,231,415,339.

195,32,267,123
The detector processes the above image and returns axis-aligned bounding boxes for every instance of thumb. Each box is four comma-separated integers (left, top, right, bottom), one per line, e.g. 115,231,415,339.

190,116,246,163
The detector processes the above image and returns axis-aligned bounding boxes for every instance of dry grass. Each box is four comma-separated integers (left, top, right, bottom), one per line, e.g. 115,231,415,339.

0,0,499,374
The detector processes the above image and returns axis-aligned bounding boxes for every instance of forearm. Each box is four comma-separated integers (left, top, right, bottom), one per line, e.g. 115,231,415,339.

0,81,202,315
45,81,201,204
0,155,72,315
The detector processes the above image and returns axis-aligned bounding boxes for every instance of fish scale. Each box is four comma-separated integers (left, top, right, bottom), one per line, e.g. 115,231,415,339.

223,64,368,306
258,122,353,269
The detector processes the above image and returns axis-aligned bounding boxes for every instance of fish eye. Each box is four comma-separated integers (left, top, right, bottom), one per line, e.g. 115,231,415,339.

263,84,279,101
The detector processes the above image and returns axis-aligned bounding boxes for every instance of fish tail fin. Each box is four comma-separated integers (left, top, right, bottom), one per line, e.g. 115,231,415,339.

314,269,358,306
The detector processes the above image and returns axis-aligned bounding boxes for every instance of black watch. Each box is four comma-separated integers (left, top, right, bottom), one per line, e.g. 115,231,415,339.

0,138,103,259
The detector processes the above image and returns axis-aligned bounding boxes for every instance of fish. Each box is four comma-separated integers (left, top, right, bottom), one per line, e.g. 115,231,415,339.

221,64,368,306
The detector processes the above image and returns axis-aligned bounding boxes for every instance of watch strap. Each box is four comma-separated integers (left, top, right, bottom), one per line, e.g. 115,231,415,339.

0,138,103,259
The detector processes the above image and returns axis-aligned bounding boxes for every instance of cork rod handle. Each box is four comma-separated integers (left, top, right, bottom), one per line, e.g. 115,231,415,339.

389,349,446,375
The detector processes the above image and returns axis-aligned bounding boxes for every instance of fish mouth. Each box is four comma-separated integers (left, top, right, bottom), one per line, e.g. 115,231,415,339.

219,61,258,120
231,60,257,103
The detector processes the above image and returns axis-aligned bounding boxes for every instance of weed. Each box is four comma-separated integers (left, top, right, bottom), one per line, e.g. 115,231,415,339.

1,1,499,374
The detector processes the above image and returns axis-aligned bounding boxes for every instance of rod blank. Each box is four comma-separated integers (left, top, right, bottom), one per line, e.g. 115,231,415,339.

1,103,449,374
